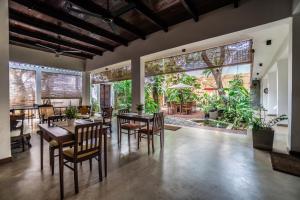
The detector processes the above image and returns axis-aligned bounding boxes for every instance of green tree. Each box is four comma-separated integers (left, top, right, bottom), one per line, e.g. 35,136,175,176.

113,80,132,110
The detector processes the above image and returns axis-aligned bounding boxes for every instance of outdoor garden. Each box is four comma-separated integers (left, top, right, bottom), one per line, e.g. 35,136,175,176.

111,68,254,131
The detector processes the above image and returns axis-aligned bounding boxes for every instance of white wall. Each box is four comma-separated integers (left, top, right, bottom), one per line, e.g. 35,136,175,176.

10,45,85,71
261,77,269,110
0,0,11,160
277,59,289,117
86,0,292,71
267,70,278,115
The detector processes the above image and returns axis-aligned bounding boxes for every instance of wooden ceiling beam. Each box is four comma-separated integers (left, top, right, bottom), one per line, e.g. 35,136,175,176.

9,9,114,51
180,0,199,22
127,0,168,32
10,35,94,59
12,0,128,46
10,24,103,56
68,0,146,40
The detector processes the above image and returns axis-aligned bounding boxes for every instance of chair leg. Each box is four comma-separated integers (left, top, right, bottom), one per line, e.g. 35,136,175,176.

127,130,130,147
147,133,150,155
50,147,55,175
89,159,92,171
137,132,140,149
160,132,163,148
98,154,103,182
74,162,79,194
152,133,155,153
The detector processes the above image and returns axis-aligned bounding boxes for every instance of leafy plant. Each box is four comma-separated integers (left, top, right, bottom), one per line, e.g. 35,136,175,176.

220,76,253,129
113,80,132,110
91,98,100,113
252,115,288,131
65,106,77,119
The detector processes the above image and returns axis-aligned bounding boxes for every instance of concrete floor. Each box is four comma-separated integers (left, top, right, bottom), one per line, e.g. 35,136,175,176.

0,124,300,200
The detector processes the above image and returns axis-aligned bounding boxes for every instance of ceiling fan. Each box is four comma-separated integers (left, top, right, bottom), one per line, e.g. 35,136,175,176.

64,0,118,34
36,44,82,57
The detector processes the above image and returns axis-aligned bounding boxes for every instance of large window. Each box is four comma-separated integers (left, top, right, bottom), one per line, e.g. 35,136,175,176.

9,68,36,107
41,72,82,100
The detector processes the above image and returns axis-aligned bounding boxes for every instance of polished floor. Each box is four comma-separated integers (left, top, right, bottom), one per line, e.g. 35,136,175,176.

1,124,300,200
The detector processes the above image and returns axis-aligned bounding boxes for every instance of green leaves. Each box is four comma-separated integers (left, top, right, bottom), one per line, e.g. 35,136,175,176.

65,106,77,119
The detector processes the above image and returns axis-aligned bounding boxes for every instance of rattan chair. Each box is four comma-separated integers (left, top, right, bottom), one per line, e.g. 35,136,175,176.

48,115,74,175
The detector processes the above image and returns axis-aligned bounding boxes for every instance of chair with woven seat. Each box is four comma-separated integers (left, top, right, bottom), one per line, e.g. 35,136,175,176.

101,107,113,137
138,112,164,154
38,104,55,124
48,115,74,175
10,114,31,152
118,108,145,146
63,122,103,194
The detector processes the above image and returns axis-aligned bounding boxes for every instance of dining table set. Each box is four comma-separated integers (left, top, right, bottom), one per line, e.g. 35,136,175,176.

38,116,108,199
37,110,163,199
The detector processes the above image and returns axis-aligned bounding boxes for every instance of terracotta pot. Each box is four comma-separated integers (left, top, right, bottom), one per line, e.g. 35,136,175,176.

252,129,274,151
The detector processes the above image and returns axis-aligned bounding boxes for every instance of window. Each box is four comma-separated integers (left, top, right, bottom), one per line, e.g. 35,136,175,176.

9,68,36,107
41,72,82,99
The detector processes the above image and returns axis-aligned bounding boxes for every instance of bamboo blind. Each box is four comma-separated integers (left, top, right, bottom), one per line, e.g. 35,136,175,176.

9,68,36,107
41,72,82,99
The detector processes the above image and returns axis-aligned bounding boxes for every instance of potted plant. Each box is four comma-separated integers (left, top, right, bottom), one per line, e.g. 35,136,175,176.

65,106,78,126
136,104,144,115
251,115,287,151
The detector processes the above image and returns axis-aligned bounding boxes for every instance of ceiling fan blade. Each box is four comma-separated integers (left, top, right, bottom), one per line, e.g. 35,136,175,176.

66,3,106,20
36,44,57,52
62,50,82,54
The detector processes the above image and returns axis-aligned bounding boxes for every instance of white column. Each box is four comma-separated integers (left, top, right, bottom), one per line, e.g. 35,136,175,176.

131,57,144,111
35,68,42,104
0,0,11,160
288,13,300,153
82,72,91,105
277,59,289,122
267,71,278,115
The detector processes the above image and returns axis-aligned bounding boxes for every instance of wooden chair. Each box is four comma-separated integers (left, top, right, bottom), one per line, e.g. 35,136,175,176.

138,112,164,154
10,114,31,152
101,107,113,136
48,115,74,175
78,105,91,115
38,104,55,124
118,109,145,146
63,122,103,194
182,102,193,115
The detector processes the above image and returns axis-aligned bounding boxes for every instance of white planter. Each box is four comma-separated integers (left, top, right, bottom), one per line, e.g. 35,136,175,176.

138,110,143,115
67,119,75,126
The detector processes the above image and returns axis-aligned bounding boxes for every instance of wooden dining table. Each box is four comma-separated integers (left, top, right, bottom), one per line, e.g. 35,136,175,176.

116,113,154,154
38,119,108,199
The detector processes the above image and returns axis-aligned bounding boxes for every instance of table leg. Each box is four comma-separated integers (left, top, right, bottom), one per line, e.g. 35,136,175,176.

58,143,64,199
147,121,150,155
40,130,43,170
117,117,120,145
104,128,107,177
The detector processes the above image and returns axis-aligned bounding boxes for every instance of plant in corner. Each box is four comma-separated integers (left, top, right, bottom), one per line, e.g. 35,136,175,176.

251,114,287,151
65,106,78,126
136,104,144,115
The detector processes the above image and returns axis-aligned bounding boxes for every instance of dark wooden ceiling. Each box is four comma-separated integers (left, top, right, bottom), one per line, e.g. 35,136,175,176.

9,0,239,60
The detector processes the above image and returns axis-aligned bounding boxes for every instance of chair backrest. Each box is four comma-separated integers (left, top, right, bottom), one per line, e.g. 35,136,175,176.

101,107,113,122
74,122,103,159
78,106,91,115
152,112,164,132
48,115,67,127
118,108,129,123
38,105,54,121
10,114,25,133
